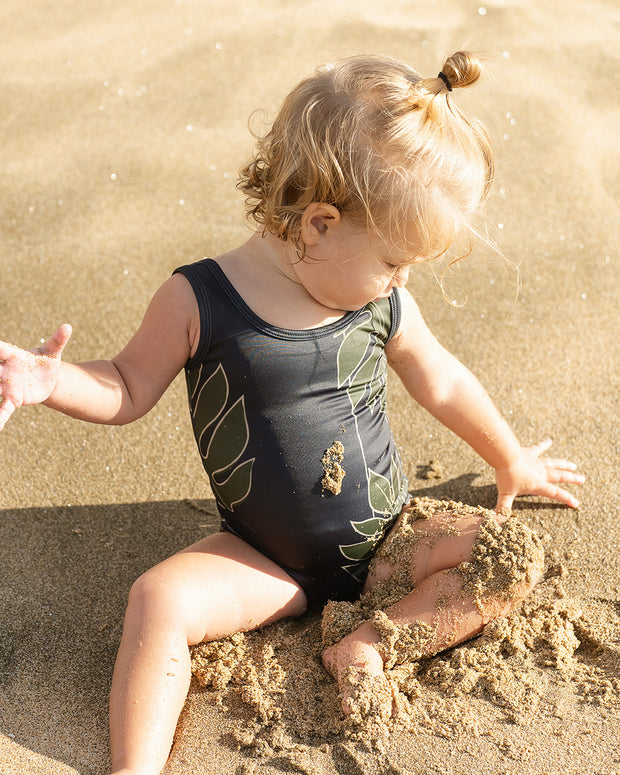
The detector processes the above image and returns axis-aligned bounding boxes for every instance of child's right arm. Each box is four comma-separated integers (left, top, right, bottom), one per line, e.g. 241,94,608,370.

386,287,583,512
0,274,198,431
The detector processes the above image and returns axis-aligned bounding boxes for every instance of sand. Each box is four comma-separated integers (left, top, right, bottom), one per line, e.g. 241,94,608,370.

322,441,346,496
1,0,619,773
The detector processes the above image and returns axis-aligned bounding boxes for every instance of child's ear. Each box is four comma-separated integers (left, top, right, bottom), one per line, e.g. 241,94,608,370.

300,203,341,246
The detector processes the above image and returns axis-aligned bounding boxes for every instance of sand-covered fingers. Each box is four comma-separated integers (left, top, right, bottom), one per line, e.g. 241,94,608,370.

32,323,72,358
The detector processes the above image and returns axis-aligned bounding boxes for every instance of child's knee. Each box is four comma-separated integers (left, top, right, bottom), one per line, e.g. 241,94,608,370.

126,565,187,624
457,514,545,622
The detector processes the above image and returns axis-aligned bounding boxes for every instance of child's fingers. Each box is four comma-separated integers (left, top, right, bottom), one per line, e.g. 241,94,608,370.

0,397,15,432
530,438,553,457
546,468,585,485
36,324,72,358
537,482,580,509
541,456,582,474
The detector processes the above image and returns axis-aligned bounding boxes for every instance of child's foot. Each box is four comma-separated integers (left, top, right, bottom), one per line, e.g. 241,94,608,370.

322,621,394,721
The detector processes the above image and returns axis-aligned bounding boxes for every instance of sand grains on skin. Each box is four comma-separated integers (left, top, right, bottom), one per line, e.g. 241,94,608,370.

188,497,620,769
320,499,546,734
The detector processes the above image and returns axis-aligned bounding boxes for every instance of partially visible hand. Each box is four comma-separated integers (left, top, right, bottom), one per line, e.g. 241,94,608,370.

495,438,585,513
0,324,72,431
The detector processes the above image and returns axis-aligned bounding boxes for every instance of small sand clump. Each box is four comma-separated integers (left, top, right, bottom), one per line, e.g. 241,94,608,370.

192,633,285,722
321,598,366,649
419,459,443,479
338,667,394,733
321,440,346,494
458,512,545,607
372,610,436,669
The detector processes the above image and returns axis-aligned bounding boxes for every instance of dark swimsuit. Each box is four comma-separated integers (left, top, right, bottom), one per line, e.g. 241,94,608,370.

174,258,409,605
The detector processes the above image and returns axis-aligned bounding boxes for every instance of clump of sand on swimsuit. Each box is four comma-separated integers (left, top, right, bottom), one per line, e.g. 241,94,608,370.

322,440,345,495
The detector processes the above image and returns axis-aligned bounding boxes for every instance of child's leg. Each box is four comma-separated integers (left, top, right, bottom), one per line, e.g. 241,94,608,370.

322,511,544,714
109,532,307,775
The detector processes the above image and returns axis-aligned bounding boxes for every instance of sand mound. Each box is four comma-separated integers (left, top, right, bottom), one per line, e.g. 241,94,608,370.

190,499,620,770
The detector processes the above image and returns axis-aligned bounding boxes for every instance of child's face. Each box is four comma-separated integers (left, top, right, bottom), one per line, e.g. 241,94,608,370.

294,214,418,312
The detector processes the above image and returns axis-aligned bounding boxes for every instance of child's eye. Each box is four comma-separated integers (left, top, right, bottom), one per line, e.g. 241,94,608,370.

385,263,399,272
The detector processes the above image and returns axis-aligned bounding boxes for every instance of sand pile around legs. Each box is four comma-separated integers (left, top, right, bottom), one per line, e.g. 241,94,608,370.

190,499,620,770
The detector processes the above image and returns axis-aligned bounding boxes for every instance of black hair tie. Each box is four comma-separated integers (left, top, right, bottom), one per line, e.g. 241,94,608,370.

438,71,453,91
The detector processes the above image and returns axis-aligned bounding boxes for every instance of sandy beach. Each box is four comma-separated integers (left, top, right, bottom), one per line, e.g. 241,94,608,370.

1,0,619,773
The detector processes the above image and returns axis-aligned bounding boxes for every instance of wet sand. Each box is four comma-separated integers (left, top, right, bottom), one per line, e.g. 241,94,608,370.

1,1,619,773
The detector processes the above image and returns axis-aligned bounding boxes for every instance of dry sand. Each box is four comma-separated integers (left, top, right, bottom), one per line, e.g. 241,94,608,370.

1,0,619,773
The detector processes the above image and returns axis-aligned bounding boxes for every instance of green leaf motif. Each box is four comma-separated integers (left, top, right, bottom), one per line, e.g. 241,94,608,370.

187,364,202,401
194,364,229,456
204,396,250,473
390,456,403,502
336,310,372,388
367,468,394,515
335,300,405,574
341,506,398,563
212,458,255,511
348,346,381,407
342,563,371,583
339,539,376,562
336,301,391,415
366,358,387,413
350,514,393,537
367,300,390,332
191,362,254,513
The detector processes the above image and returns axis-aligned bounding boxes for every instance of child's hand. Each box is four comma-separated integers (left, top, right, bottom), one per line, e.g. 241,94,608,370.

495,439,584,513
0,324,72,431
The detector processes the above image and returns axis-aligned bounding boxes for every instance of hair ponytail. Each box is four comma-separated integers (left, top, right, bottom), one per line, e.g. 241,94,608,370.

410,51,485,102
440,51,484,90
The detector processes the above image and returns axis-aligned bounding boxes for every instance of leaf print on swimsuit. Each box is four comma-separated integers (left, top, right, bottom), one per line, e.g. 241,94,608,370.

189,362,255,512
335,301,407,566
336,302,389,416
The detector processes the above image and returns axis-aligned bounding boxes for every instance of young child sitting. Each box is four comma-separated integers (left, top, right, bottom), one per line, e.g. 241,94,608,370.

0,50,583,775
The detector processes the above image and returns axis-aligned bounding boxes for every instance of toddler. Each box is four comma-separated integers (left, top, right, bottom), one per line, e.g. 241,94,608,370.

0,51,583,775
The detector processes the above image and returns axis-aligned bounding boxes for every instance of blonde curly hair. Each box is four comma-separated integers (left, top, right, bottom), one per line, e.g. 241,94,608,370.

238,51,493,261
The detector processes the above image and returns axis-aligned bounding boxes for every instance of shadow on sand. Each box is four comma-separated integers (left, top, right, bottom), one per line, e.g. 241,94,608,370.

0,477,560,772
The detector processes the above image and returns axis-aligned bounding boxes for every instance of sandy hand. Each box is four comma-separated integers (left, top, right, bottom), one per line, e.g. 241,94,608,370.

495,438,585,513
0,324,72,431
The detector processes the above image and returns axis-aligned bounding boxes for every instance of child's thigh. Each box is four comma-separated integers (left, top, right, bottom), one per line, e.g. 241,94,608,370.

365,510,505,592
132,531,307,644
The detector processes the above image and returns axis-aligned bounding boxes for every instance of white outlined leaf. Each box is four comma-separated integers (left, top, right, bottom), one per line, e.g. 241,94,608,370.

204,395,249,472
367,468,393,514
336,310,372,388
339,539,376,562
194,364,229,456
212,457,255,512
350,514,392,537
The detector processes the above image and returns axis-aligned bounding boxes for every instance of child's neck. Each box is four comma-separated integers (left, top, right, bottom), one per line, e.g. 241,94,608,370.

213,232,348,330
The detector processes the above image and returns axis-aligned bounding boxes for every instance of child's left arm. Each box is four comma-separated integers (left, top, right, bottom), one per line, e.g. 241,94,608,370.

386,288,584,512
